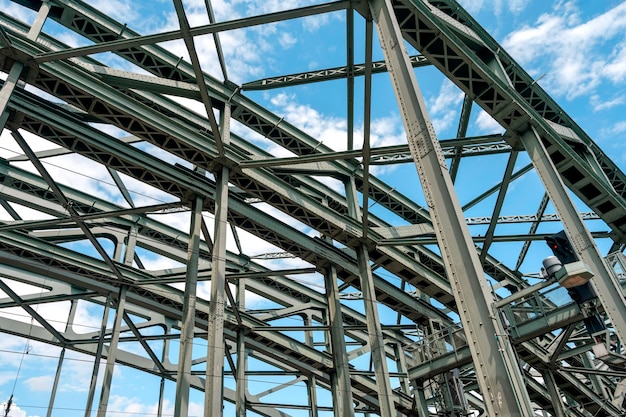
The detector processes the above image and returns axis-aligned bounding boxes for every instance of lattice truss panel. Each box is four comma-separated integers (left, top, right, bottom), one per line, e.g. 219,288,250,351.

0,0,625,416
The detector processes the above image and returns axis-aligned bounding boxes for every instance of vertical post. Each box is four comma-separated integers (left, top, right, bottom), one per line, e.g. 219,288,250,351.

235,278,247,416
112,239,124,262
46,348,65,417
355,244,396,417
85,296,112,417
324,263,355,417
413,379,430,417
123,225,138,266
521,126,626,343
346,6,355,151
174,194,204,417
157,377,165,417
97,286,127,417
345,179,396,417
393,343,410,395
304,314,319,417
157,326,168,417
368,0,533,415
205,103,231,417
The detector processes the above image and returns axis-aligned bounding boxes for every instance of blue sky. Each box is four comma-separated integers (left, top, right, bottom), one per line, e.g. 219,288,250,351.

1,0,626,416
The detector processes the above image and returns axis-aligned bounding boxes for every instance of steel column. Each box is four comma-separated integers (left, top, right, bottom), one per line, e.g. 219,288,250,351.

394,343,411,395
174,194,204,417
157,377,165,417
413,380,430,417
84,295,111,417
356,241,395,416
205,104,231,417
368,0,533,415
46,348,65,417
346,175,396,417
236,278,247,416
304,314,319,417
97,286,128,417
324,263,355,417
124,225,138,266
521,126,626,343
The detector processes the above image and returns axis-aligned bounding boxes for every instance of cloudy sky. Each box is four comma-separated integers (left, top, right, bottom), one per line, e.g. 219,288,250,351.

0,0,625,416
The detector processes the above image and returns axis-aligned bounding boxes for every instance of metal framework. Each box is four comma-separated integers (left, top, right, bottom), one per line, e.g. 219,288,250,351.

0,0,625,416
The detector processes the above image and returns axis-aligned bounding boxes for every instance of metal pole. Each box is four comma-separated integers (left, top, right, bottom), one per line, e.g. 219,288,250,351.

235,278,247,416
368,0,533,415
46,348,65,417
324,263,355,417
123,225,138,266
304,314,319,417
97,286,128,417
345,176,396,417
84,295,112,417
157,377,165,417
521,126,626,344
413,379,430,417
205,103,231,417
394,343,411,395
173,194,204,417
157,324,168,417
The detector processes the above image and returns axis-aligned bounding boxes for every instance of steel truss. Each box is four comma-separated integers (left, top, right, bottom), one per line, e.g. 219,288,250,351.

0,0,625,416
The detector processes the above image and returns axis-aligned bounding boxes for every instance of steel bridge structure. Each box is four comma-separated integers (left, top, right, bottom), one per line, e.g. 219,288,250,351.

0,0,625,416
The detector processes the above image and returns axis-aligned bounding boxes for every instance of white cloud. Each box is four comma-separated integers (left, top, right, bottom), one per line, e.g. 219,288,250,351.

104,395,203,417
590,94,625,112
502,1,626,100
0,403,31,417
302,13,333,32
279,32,297,49
475,109,504,133
457,0,527,16
0,1,36,25
24,375,54,391
267,92,408,153
84,0,140,25
602,120,626,136
604,43,626,82
427,80,464,134
71,299,105,334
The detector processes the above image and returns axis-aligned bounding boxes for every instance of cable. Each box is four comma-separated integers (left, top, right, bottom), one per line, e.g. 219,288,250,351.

0,146,171,205
4,230,55,407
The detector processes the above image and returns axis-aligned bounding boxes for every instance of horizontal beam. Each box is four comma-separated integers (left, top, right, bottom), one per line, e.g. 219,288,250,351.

34,1,352,63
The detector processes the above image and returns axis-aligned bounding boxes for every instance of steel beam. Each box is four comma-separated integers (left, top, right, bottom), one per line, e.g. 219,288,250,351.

205,105,232,417
84,295,111,417
346,174,395,417
174,195,204,417
96,286,127,417
46,348,65,417
34,1,352,63
235,278,247,416
368,0,533,415
521,126,626,344
325,263,355,417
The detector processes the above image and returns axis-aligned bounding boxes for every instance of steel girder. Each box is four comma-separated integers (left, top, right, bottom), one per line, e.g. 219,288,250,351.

0,0,624,416
380,0,626,242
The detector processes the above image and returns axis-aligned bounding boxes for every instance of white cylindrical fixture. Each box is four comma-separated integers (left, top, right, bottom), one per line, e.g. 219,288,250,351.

542,256,562,278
